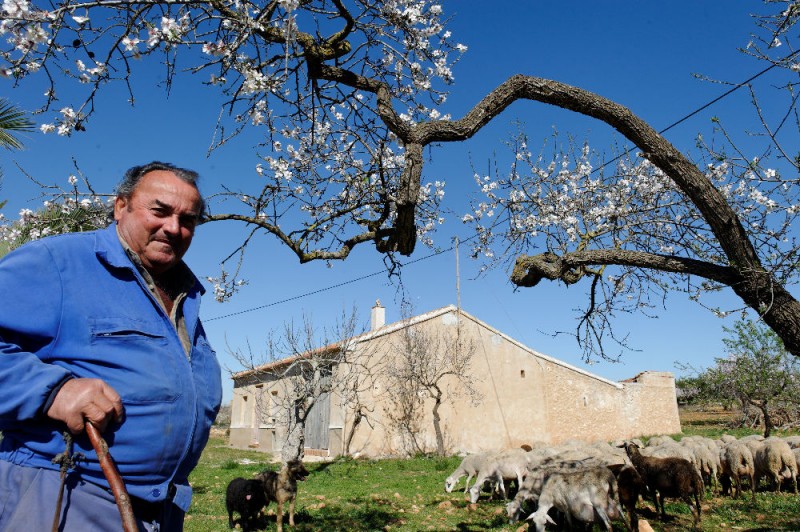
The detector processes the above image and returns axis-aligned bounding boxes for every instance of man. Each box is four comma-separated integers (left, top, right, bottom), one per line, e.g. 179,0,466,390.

0,162,222,531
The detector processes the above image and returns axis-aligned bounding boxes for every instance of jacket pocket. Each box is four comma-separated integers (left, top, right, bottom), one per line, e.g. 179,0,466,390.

89,317,180,403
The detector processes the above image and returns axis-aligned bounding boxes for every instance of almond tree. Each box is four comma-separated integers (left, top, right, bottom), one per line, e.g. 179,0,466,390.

3,1,800,359
685,318,800,437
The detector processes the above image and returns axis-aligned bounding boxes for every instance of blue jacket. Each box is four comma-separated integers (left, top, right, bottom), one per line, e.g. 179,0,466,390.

0,224,222,510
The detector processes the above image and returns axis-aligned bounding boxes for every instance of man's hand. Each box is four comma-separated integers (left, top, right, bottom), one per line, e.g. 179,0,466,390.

46,378,125,434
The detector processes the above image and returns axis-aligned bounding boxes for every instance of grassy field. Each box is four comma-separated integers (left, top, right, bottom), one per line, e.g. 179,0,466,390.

184,408,800,531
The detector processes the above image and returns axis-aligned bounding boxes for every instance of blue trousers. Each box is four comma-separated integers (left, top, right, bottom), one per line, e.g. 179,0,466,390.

0,460,184,531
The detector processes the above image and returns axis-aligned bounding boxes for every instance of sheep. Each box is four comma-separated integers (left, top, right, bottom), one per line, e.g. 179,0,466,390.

623,441,703,529
646,435,677,447
754,438,798,493
719,441,755,501
642,441,695,463
681,437,719,493
444,452,489,493
525,466,623,532
740,434,765,443
468,448,528,503
607,462,645,532
743,438,765,466
225,477,267,531
783,435,800,449
506,456,607,523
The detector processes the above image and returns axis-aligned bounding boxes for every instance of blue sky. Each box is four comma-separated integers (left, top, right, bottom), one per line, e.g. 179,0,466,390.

1,1,792,404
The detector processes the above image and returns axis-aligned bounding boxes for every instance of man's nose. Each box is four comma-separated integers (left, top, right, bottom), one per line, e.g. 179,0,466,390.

162,215,181,234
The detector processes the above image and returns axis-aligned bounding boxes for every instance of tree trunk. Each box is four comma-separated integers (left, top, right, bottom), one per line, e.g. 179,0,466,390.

761,403,773,439
344,407,363,456
432,391,444,456
282,400,307,462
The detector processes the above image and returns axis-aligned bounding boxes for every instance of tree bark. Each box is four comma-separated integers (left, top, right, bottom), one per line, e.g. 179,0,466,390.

760,402,773,438
344,407,363,456
432,391,444,456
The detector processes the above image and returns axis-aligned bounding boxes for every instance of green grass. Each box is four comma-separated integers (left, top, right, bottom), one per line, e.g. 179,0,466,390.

185,411,800,531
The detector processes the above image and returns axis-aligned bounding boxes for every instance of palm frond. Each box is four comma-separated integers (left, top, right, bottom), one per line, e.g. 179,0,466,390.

0,98,34,150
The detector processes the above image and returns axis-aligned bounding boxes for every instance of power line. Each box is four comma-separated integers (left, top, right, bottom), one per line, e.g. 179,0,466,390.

206,53,796,323
205,246,452,321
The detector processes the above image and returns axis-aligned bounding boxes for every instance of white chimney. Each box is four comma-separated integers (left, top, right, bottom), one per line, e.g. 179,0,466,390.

370,299,385,330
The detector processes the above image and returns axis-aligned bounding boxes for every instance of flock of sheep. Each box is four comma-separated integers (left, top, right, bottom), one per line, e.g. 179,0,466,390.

443,432,800,531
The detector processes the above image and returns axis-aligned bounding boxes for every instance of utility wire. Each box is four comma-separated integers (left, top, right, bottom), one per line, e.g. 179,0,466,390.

206,52,796,323
206,247,451,321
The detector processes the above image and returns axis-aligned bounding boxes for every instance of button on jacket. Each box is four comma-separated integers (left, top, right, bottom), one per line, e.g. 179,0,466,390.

0,223,222,510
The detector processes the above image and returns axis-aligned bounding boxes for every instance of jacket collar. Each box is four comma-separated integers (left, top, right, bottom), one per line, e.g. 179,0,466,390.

93,223,205,296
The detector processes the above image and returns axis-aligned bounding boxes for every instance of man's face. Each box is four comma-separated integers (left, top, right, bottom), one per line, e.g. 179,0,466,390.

114,170,202,276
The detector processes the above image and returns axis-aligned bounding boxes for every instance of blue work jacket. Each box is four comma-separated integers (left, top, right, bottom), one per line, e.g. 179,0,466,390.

0,224,222,510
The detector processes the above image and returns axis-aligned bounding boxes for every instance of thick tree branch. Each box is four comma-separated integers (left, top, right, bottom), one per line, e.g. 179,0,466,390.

203,213,390,262
511,250,740,288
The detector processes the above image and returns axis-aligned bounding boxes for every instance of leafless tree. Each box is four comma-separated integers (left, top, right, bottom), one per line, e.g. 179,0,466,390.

229,307,379,461
382,308,481,455
4,2,800,360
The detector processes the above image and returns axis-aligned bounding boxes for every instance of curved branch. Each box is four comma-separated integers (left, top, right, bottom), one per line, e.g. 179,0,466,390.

203,213,390,262
511,249,740,288
418,76,760,266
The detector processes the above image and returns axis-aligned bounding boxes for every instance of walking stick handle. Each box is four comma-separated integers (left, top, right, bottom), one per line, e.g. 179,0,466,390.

85,421,139,532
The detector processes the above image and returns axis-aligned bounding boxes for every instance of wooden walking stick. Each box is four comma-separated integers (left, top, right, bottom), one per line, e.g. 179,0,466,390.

84,421,139,532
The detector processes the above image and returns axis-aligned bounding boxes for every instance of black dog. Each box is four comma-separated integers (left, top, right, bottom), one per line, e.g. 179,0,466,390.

255,460,310,532
225,477,267,531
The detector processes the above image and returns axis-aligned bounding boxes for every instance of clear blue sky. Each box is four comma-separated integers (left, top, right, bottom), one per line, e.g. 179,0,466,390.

1,2,791,404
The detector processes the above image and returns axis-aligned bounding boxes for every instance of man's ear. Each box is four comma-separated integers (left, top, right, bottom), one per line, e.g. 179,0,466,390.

113,196,127,221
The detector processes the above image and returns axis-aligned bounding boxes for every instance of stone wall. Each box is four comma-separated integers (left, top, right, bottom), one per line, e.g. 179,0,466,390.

228,306,682,456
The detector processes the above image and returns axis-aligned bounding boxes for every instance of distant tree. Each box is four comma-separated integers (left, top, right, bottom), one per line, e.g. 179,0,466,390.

383,308,481,456
0,193,112,253
214,403,232,428
229,308,380,461
686,318,800,437
4,2,800,361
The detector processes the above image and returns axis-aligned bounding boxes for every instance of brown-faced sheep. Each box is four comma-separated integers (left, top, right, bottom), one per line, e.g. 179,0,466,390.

608,462,645,532
623,441,703,530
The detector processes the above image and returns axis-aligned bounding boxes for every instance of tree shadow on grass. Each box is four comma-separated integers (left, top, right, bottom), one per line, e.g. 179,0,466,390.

453,513,510,531
287,505,398,531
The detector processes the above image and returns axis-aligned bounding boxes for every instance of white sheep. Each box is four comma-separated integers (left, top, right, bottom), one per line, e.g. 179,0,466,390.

444,452,489,493
468,448,528,503
646,434,677,447
719,441,755,500
506,455,607,522
525,466,623,532
681,437,719,493
754,438,798,493
641,441,695,464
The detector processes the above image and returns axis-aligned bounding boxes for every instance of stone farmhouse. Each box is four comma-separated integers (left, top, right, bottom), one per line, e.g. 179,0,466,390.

228,303,681,458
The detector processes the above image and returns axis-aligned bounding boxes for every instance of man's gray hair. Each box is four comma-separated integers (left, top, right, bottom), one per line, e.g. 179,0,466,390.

116,161,205,215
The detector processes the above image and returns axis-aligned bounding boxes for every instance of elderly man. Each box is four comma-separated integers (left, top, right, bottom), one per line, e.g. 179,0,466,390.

0,162,222,531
